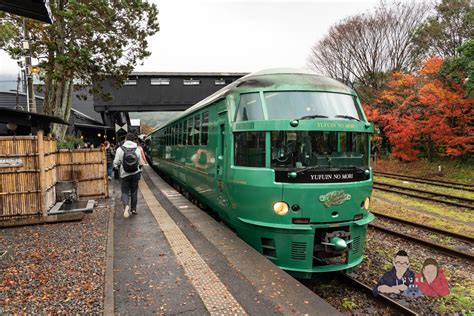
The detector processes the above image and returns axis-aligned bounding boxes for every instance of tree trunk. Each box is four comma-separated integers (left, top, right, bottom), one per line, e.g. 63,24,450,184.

51,79,73,139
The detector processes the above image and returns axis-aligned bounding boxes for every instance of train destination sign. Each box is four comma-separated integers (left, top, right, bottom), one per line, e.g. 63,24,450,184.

275,169,369,183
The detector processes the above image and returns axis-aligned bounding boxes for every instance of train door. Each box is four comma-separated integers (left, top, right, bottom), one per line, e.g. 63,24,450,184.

216,112,227,206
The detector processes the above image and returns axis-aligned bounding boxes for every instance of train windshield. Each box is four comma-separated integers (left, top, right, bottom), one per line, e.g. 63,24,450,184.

271,131,369,169
264,91,361,121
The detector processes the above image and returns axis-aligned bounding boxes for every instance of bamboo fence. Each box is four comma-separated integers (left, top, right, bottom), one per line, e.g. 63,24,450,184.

0,134,108,219
56,149,108,198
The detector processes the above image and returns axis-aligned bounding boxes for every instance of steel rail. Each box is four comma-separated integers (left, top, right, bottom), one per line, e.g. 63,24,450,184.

337,272,418,316
375,173,474,193
374,171,474,189
373,184,474,210
369,223,474,262
371,210,474,242
374,181,474,203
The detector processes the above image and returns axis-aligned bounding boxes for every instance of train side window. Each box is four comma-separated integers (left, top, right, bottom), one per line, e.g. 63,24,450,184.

164,128,168,146
169,127,172,146
176,124,179,145
170,126,173,145
178,122,182,145
165,128,168,146
183,120,188,145
182,122,185,145
201,112,209,145
194,114,200,145
175,125,179,145
188,118,193,145
168,127,171,146
234,131,266,167
235,93,264,121
171,126,174,145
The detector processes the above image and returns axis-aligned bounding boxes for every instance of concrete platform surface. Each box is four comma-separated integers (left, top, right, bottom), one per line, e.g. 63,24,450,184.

111,166,340,315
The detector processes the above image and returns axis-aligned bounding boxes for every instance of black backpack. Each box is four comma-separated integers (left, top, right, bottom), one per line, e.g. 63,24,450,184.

121,146,139,172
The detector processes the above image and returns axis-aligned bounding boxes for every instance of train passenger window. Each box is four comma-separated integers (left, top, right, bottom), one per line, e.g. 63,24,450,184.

235,93,264,121
167,127,171,146
194,114,200,145
175,125,178,145
175,124,179,145
183,120,188,145
178,122,182,145
187,118,193,145
234,132,266,167
201,112,209,145
181,122,185,145
171,126,174,145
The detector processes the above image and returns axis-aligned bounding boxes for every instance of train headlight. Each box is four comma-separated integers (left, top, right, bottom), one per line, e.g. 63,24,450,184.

364,197,370,210
273,201,289,216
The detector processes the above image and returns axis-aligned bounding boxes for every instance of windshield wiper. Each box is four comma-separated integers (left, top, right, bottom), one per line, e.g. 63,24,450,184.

345,165,368,173
297,114,329,120
293,165,327,174
334,115,361,122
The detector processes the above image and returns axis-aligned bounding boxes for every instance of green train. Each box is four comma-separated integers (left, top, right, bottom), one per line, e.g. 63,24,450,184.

147,68,375,278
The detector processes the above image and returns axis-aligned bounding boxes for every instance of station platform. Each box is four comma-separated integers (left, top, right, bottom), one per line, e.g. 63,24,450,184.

110,165,339,315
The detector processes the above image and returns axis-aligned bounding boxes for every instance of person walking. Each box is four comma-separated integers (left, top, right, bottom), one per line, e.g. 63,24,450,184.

113,133,144,218
104,141,115,180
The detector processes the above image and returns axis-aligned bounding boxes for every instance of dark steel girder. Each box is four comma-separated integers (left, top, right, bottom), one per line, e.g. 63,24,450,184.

95,104,191,112
0,0,53,23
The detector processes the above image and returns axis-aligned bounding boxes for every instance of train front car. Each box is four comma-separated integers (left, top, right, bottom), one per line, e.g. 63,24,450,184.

226,69,374,278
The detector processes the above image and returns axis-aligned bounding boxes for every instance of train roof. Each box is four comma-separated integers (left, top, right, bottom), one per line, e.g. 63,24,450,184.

150,68,356,134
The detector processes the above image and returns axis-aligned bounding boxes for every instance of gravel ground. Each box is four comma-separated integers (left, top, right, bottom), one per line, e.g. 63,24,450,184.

306,273,393,314
0,203,111,314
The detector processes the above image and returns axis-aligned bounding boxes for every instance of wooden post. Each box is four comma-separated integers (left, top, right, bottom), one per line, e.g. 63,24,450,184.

103,147,109,198
37,130,47,217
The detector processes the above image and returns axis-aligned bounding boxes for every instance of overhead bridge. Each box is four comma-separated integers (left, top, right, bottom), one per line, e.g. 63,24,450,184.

94,72,247,128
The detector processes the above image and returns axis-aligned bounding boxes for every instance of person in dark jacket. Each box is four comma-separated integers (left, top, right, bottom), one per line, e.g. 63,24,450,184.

113,133,144,218
373,250,415,296
104,141,115,180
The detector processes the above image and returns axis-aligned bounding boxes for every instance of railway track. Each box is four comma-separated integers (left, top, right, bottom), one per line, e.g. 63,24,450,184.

371,211,474,242
374,171,474,192
338,272,418,316
369,223,474,262
373,182,474,210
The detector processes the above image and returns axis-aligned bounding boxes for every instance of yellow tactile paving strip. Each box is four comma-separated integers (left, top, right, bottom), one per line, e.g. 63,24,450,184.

139,181,247,315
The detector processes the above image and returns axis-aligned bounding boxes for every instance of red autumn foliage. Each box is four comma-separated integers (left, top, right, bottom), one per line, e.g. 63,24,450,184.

366,57,474,161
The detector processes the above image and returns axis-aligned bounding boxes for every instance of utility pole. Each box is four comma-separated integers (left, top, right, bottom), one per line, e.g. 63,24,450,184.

22,19,36,113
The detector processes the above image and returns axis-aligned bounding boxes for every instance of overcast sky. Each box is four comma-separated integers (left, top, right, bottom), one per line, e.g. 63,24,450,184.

0,0,382,77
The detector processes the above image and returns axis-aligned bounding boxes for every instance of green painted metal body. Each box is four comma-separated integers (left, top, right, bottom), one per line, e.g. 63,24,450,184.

148,69,375,278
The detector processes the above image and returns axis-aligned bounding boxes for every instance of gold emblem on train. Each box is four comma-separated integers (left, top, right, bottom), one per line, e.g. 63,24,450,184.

319,191,351,208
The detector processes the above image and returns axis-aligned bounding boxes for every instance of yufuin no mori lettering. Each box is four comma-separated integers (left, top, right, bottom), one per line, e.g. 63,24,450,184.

310,173,354,180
